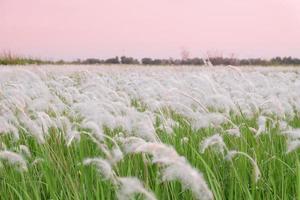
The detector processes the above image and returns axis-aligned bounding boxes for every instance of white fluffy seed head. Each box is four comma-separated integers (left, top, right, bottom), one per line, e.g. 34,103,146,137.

277,120,290,131
255,116,267,137
225,150,238,161
118,136,148,154
83,157,115,181
282,129,300,140
120,137,213,200
116,177,157,200
133,120,158,142
161,162,213,200
109,146,124,165
65,130,80,146
199,134,227,155
81,121,104,141
0,117,19,140
226,128,241,137
19,145,31,158
0,150,28,172
134,142,185,164
18,112,45,144
286,139,300,153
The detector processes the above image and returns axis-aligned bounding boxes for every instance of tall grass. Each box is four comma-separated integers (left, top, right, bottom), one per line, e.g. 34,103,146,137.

0,51,50,65
0,66,299,200
0,114,299,199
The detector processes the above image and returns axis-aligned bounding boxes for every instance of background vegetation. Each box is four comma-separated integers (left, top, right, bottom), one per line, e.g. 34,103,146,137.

1,51,300,66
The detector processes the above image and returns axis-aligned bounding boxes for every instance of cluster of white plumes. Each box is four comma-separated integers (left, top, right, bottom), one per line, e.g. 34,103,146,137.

0,65,300,199
83,156,157,200
200,134,261,183
1,66,299,143
118,136,213,200
0,144,35,172
82,134,158,200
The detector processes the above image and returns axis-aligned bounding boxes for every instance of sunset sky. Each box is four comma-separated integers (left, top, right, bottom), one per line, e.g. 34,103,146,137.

1,0,300,60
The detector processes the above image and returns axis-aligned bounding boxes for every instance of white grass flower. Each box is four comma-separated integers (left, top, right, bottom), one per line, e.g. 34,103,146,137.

120,138,213,200
116,177,157,200
134,143,185,164
0,150,28,172
58,116,72,134
255,116,267,137
286,139,300,153
83,157,116,181
161,161,213,200
160,118,178,135
66,130,80,146
133,120,158,142
207,113,226,127
19,145,31,158
277,120,290,131
18,112,45,144
282,129,300,139
225,150,238,161
110,147,124,165
82,120,104,141
118,136,148,154
225,128,241,137
0,116,19,140
199,134,227,155
36,111,54,133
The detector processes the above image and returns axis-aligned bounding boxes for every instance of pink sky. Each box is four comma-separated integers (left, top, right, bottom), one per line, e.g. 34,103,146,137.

1,0,300,60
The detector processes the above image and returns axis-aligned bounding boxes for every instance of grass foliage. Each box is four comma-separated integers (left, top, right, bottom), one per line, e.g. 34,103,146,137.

0,114,300,200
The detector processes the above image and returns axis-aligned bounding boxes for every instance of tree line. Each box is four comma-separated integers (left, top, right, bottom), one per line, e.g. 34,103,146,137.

1,54,300,66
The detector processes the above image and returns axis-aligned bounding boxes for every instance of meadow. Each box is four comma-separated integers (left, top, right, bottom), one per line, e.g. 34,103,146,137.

0,65,300,200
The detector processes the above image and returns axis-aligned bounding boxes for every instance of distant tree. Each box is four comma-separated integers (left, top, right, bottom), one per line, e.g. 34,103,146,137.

82,58,102,64
160,59,171,65
120,56,140,64
270,57,282,65
105,56,120,64
173,59,182,65
240,59,250,65
71,59,82,64
209,57,223,65
190,58,204,65
141,58,153,65
282,57,292,65
56,60,65,65
152,59,162,65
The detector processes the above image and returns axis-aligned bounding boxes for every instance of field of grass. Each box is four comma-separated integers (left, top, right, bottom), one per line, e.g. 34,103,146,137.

0,65,300,200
